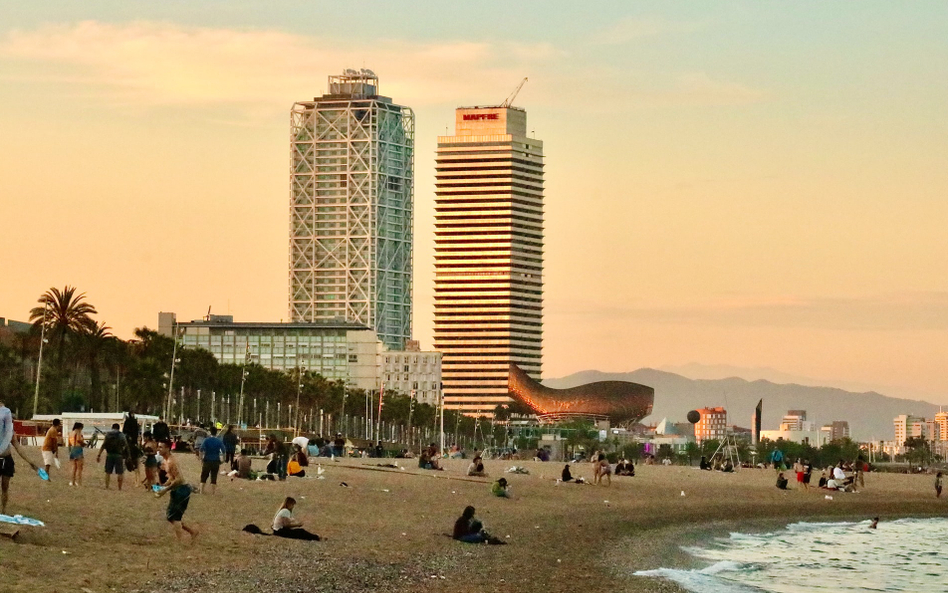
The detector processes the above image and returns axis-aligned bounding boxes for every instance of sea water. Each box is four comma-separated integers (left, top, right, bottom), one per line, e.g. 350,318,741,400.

635,517,948,593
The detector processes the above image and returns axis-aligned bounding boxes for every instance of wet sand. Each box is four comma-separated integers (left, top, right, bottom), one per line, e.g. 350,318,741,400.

2,451,944,593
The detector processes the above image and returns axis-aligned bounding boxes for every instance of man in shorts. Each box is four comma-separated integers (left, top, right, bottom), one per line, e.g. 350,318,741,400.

97,423,129,490
41,418,62,480
198,425,225,494
156,439,198,543
1,399,40,514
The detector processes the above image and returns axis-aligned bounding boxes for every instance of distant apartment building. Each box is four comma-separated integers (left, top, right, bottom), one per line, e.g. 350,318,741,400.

380,340,442,406
694,407,727,443
820,420,850,442
0,317,30,346
779,410,815,432
893,414,928,445
935,410,948,441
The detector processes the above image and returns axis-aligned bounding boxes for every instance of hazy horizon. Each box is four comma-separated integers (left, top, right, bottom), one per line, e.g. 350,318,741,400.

2,2,946,401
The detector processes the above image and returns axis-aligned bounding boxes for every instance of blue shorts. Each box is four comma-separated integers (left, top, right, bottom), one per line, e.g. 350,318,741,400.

69,446,84,460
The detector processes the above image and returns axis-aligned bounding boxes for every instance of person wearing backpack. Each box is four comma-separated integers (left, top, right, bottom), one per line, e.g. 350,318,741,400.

97,423,129,490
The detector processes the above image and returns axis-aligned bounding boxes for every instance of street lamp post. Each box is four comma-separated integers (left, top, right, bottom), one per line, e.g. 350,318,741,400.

32,298,50,417
165,323,181,421
295,366,305,437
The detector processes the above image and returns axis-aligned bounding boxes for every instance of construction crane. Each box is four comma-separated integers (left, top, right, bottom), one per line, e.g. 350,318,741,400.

500,77,528,108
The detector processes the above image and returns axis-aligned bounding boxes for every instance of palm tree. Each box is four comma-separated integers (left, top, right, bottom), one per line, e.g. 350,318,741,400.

29,286,98,372
79,320,113,411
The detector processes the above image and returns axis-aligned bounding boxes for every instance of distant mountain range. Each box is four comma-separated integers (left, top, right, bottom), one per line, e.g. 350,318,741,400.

543,369,943,442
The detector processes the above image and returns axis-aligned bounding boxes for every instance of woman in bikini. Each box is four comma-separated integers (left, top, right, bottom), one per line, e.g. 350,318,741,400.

68,422,85,486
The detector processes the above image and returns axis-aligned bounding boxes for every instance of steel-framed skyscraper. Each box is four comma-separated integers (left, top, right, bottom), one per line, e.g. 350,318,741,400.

434,106,544,416
289,70,414,350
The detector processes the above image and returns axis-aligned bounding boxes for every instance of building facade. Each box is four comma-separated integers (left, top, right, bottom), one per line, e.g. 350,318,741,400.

160,312,380,390
821,420,850,442
694,407,727,443
893,414,928,445
434,105,544,415
289,70,414,351
380,341,442,406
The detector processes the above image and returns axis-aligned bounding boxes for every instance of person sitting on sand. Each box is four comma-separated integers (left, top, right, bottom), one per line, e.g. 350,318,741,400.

699,456,712,471
287,444,309,478
272,496,321,540
561,463,574,482
776,472,789,490
614,459,627,475
491,477,510,498
818,471,828,489
467,455,487,477
418,449,431,469
722,459,734,473
452,505,506,545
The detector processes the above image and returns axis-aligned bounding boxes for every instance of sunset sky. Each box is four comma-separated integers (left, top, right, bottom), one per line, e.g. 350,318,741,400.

1,2,946,402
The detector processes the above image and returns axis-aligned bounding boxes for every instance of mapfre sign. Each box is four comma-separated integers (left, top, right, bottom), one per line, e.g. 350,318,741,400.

462,113,499,121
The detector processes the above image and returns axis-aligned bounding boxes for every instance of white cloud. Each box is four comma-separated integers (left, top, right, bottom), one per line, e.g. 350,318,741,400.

0,21,561,114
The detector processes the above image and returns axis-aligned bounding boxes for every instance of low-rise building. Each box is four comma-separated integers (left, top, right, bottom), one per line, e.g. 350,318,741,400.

380,340,442,406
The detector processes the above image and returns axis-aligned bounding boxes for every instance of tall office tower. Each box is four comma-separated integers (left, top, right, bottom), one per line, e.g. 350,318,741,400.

434,106,544,415
289,70,414,350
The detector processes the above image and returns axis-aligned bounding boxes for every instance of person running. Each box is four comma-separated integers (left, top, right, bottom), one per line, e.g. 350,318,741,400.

272,497,320,540
935,471,943,498
155,439,198,543
198,425,225,494
97,423,129,490
0,400,40,515
68,422,85,486
141,431,159,490
41,419,62,481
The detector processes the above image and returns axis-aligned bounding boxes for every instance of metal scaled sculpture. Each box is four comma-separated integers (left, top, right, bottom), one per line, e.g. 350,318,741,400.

507,364,654,427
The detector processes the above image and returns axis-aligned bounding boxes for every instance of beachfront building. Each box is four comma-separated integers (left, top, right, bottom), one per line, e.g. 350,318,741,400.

380,340,442,406
289,69,414,351
893,414,928,446
159,312,380,390
694,407,727,444
779,410,814,432
434,103,544,416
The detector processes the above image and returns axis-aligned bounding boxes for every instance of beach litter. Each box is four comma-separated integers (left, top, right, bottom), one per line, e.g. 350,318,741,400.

825,495,834,500
681,491,686,496
505,466,530,475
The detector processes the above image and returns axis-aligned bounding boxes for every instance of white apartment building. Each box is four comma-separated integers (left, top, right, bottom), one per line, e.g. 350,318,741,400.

289,70,414,351
433,105,544,416
380,341,442,406
894,414,928,445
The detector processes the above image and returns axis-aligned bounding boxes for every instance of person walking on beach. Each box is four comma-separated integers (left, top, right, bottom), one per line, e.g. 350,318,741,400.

802,459,812,491
97,423,129,490
122,410,142,486
0,400,40,515
68,422,85,486
272,496,321,540
198,426,225,494
155,439,198,544
41,419,62,481
793,459,805,490
935,472,943,498
221,425,238,468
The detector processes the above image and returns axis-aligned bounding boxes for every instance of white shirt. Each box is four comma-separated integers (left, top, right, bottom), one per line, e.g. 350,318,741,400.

833,467,846,481
273,508,294,531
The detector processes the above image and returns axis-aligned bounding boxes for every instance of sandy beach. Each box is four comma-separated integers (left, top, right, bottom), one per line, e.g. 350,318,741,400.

2,450,944,593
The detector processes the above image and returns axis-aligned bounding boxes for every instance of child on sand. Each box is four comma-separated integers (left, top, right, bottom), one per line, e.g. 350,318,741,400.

491,477,510,498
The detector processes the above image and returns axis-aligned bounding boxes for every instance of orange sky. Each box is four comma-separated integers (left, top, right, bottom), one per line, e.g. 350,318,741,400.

1,4,946,402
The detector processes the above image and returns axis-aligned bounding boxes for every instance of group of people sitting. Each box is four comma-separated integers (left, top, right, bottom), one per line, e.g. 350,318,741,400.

417,443,444,470
699,456,734,472
775,460,858,492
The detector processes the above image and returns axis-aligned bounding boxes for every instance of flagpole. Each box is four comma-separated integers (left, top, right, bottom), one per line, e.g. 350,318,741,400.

376,383,384,443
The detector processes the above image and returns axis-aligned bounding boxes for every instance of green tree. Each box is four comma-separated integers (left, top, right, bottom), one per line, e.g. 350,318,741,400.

29,286,97,375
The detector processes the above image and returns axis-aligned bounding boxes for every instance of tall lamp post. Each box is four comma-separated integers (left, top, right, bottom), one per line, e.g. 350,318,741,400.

294,366,305,437
32,298,50,417
165,323,181,421
237,343,250,427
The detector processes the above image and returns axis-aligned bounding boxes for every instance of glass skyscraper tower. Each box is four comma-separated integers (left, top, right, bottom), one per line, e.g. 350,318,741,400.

434,106,544,415
289,70,414,351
